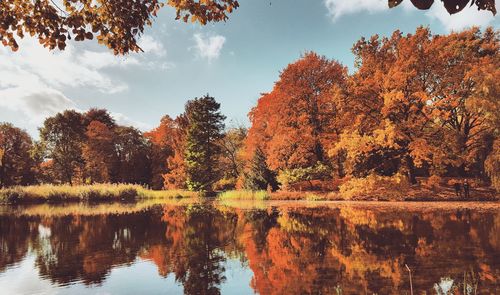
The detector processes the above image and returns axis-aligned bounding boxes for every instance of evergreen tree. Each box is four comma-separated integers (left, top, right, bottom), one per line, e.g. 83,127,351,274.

244,148,278,191
184,95,226,192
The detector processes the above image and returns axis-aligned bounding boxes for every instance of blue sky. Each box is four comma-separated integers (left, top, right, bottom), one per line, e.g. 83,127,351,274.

0,0,498,136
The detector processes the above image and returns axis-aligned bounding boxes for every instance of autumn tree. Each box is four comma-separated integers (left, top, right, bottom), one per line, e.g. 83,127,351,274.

39,110,86,184
114,126,152,185
216,126,247,189
163,115,189,189
0,0,239,53
84,108,117,129
246,52,347,175
0,123,35,187
145,116,175,189
1,0,495,54
184,95,226,192
147,114,189,190
83,121,117,183
429,28,499,177
333,27,499,184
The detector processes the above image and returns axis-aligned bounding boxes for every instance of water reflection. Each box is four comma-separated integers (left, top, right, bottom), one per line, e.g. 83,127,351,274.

0,201,498,294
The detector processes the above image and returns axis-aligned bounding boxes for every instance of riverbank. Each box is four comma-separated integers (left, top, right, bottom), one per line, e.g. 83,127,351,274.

0,184,197,204
0,184,498,204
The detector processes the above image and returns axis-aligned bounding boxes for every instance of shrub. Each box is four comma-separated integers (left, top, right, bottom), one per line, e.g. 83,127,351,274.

339,173,409,200
423,175,442,190
277,162,331,191
213,176,237,191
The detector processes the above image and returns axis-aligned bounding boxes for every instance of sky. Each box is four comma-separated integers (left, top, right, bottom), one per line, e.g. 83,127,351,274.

0,0,498,137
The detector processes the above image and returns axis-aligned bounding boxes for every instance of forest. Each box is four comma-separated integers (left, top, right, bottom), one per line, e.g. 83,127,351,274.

0,27,499,200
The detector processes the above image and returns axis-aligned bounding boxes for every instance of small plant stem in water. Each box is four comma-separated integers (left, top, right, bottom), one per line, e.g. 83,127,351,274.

405,264,413,295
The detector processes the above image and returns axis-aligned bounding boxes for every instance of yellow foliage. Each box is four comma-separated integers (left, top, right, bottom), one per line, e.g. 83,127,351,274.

423,175,442,190
339,173,410,200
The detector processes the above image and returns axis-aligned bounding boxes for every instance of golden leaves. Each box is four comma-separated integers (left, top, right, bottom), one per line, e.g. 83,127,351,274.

0,0,239,54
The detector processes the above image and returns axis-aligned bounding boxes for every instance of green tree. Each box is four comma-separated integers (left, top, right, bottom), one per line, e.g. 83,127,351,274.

244,148,278,191
184,95,226,192
0,123,35,187
39,110,86,184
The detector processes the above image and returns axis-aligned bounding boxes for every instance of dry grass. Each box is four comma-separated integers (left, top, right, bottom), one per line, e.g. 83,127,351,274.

0,184,197,204
218,190,270,200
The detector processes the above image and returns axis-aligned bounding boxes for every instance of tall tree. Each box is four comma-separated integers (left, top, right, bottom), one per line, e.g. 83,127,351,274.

184,95,226,192
0,123,35,187
246,52,347,171
163,115,189,189
39,110,86,184
218,126,247,186
429,27,499,177
83,121,117,183
114,126,152,185
243,148,278,191
145,116,175,189
84,108,117,129
333,27,499,183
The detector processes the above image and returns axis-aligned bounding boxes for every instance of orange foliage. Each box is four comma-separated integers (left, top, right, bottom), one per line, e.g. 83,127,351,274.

82,121,116,183
246,52,347,171
145,115,189,189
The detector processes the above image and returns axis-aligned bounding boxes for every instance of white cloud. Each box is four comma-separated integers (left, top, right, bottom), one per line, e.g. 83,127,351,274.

0,87,78,125
77,51,140,70
193,33,226,62
0,88,149,132
0,35,166,133
324,0,387,21
111,112,152,131
425,4,495,31
0,37,130,94
139,35,167,57
323,0,496,31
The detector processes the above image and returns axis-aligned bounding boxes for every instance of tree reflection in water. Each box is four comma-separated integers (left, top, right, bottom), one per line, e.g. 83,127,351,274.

0,202,498,294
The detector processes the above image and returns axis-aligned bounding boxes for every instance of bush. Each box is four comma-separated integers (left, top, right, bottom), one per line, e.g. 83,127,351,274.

423,175,442,190
277,162,331,191
213,176,237,191
339,173,410,200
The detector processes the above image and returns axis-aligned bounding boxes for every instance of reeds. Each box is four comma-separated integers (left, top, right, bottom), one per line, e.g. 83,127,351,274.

218,190,270,200
0,184,197,204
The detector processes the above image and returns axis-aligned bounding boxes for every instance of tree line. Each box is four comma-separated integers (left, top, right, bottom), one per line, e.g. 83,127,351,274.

0,27,498,192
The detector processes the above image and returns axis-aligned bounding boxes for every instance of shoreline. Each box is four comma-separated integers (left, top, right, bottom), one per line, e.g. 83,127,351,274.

0,184,498,204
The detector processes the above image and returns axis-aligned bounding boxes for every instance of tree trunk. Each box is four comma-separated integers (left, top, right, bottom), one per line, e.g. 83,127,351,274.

405,155,417,185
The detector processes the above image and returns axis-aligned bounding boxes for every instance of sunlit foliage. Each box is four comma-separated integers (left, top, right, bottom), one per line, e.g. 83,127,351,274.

0,0,239,54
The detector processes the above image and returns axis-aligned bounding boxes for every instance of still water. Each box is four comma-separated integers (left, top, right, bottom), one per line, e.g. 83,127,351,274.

0,200,498,294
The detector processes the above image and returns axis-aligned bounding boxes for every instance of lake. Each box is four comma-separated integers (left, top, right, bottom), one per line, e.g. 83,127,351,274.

0,200,498,294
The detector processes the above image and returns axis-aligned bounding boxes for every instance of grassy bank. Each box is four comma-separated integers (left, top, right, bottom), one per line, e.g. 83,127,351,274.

0,184,497,204
217,186,499,202
0,184,197,204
